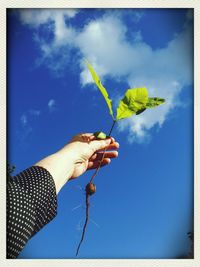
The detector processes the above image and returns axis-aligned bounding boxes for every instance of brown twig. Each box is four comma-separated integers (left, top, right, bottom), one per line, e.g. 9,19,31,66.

75,120,116,256
90,120,116,183
75,193,89,256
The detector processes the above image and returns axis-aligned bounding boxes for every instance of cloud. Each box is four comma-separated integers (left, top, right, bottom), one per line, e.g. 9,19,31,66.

48,99,56,112
19,114,32,142
17,9,193,143
20,109,40,125
29,109,41,116
18,109,41,142
18,99,57,142
77,12,193,143
105,9,145,24
132,10,144,22
118,22,193,142
18,9,78,75
20,114,28,126
77,15,137,83
19,8,77,26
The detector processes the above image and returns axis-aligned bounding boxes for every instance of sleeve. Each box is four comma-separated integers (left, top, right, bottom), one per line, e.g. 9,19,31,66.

7,166,57,259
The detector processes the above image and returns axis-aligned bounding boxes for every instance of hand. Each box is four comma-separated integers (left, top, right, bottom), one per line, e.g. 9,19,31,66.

35,133,119,194
64,133,119,179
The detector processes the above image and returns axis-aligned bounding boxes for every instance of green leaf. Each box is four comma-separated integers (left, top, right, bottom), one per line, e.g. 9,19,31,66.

87,62,114,119
136,108,146,115
135,97,165,115
94,131,107,139
146,97,165,108
116,88,148,121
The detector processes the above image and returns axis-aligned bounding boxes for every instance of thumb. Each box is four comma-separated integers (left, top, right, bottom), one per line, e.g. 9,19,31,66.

90,138,111,152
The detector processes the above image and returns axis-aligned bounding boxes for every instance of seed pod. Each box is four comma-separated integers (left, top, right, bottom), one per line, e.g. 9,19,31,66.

93,131,107,139
85,183,96,196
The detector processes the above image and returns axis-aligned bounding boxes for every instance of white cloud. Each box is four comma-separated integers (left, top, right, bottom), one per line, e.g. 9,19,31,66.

18,100,58,142
20,109,41,125
19,9,78,51
19,114,32,142
133,31,143,42
76,14,193,142
105,9,144,24
20,109,40,125
18,99,58,142
118,24,193,142
29,109,41,116
48,99,56,112
20,114,27,126
77,15,139,83
19,109,41,142
19,9,77,26
17,9,193,143
133,10,144,22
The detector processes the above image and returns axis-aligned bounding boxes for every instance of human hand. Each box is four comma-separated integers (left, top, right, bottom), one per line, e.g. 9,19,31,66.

35,133,119,194
63,133,119,179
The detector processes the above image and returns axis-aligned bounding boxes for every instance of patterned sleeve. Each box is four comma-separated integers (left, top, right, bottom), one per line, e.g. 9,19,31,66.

7,166,57,259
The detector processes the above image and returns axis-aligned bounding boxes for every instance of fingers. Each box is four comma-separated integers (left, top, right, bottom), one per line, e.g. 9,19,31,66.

90,138,119,152
98,141,119,151
85,134,115,144
70,133,119,158
94,141,119,155
87,158,111,170
70,133,94,143
71,133,117,145
88,150,118,170
90,151,118,161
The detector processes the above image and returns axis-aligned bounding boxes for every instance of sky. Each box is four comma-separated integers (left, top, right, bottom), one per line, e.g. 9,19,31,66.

7,8,194,259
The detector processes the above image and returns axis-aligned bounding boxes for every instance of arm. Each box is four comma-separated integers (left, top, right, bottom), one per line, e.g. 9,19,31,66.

7,166,57,259
34,133,119,194
7,133,119,258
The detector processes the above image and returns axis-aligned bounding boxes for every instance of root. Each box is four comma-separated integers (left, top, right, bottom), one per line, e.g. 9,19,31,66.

75,120,116,256
76,193,89,256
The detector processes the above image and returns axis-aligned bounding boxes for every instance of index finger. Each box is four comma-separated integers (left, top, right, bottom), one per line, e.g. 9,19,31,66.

96,141,119,152
89,134,115,142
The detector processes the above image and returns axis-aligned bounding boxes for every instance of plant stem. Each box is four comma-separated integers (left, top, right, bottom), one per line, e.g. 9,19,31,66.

90,120,116,183
75,193,89,256
75,120,116,256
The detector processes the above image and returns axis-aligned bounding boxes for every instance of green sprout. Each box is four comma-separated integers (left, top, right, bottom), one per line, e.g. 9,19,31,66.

75,61,165,256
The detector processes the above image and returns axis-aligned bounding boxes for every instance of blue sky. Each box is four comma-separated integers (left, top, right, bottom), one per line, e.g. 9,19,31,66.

7,8,193,259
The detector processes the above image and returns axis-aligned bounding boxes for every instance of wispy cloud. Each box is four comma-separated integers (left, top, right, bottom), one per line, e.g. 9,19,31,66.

17,9,193,143
18,99,59,142
29,109,41,116
19,109,41,138
48,99,56,112
20,109,41,125
19,9,77,28
18,9,79,75
76,10,193,143
20,114,28,126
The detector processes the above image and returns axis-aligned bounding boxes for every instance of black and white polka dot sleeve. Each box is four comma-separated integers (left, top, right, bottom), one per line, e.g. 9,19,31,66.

7,166,57,259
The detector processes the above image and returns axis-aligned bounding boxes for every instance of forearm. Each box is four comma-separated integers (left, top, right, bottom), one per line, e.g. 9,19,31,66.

34,134,118,194
34,148,76,194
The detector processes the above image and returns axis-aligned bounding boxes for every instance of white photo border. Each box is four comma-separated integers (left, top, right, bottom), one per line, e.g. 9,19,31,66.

0,1,199,267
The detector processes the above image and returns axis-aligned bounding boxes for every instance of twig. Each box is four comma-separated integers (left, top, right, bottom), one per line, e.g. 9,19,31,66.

90,120,116,183
75,120,116,256
76,193,89,256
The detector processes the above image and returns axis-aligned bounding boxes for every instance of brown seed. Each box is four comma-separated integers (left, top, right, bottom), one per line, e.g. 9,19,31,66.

85,183,96,196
